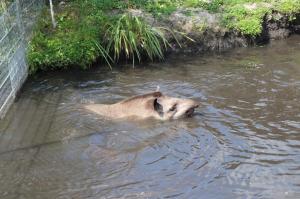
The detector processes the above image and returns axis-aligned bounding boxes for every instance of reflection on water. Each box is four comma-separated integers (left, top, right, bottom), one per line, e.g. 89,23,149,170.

1,35,300,199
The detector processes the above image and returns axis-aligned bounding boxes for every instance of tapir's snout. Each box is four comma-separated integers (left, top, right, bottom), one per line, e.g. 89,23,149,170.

193,103,200,109
185,108,195,117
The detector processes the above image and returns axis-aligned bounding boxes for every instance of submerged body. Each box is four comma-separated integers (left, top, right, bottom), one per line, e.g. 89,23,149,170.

84,91,199,120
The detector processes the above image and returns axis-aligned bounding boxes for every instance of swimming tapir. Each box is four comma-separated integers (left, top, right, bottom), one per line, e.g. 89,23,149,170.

84,91,199,120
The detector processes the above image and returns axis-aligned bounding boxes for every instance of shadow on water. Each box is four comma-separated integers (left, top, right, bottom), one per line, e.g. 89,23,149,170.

0,35,300,198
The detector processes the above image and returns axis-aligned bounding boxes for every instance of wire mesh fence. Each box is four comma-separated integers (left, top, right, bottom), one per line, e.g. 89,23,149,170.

0,0,44,118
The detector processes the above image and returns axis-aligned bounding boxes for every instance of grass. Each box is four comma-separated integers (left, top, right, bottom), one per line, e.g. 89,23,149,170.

274,0,300,14
104,14,173,66
182,0,224,12
28,1,177,73
127,0,300,35
27,2,109,73
222,0,300,35
27,0,300,73
223,3,271,35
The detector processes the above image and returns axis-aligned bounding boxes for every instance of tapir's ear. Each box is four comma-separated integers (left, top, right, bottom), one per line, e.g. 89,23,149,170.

154,98,163,116
152,91,162,98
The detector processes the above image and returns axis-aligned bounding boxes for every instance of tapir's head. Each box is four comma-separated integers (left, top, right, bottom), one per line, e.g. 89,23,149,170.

150,92,200,120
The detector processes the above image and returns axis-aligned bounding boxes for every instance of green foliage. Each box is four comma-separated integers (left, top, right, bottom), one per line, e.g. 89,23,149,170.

28,1,174,73
104,14,171,66
274,0,300,14
223,4,271,36
89,0,128,10
151,0,298,36
144,0,179,16
27,0,300,73
220,0,300,36
28,3,111,73
28,29,107,73
183,0,223,12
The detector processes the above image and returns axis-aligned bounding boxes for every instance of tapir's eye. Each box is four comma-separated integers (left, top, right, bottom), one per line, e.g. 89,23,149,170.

169,104,177,112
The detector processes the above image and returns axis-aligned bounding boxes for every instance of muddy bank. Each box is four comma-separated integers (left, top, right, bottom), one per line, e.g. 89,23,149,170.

131,8,300,53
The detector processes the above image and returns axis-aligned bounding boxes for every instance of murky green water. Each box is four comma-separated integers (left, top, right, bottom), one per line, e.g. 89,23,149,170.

1,35,300,199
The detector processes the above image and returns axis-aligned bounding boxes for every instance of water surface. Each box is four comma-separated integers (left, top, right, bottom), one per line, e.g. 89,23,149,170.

1,35,300,199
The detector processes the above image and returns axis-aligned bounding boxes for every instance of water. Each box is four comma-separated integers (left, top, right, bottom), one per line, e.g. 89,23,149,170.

1,35,300,199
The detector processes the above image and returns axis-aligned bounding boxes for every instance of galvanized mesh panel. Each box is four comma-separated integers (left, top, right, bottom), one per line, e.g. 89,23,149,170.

0,0,45,118
0,78,13,114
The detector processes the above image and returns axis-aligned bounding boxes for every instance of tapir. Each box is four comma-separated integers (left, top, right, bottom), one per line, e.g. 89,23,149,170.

84,91,199,120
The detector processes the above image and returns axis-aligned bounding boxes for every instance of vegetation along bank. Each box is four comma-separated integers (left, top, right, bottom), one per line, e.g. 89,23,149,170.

27,0,300,74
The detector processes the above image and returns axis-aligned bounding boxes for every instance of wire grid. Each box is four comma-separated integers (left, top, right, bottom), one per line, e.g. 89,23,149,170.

0,0,44,118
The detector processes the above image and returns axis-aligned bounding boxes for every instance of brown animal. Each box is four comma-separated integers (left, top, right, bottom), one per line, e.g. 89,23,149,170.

84,91,200,120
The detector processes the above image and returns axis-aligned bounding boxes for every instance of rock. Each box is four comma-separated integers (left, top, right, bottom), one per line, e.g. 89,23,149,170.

266,12,291,40
165,8,248,52
244,2,272,11
290,14,300,34
127,9,155,25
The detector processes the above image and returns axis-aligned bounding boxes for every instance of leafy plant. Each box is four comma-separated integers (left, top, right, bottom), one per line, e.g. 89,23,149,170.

104,14,172,66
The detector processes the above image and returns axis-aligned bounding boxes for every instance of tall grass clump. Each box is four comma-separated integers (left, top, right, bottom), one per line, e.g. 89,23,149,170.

104,14,173,66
